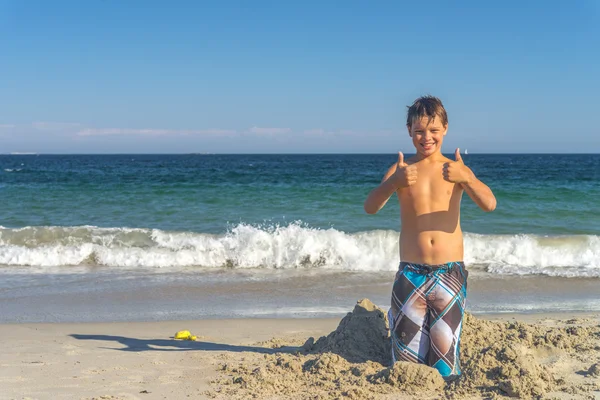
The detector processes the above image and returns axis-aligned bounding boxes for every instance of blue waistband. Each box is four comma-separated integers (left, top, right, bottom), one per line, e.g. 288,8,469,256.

400,261,464,274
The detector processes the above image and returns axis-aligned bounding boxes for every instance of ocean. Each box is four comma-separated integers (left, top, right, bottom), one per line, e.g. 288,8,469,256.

1,153,599,323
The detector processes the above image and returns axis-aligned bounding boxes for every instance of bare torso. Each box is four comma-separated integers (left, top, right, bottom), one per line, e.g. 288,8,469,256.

396,157,464,264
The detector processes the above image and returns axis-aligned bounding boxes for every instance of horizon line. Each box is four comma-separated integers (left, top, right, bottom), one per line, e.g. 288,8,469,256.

1,152,598,156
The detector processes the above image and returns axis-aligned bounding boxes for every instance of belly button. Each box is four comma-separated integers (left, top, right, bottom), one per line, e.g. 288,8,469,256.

430,239,435,245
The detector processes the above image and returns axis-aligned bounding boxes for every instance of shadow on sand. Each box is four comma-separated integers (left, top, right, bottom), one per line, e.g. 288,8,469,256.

70,334,303,354
70,299,389,362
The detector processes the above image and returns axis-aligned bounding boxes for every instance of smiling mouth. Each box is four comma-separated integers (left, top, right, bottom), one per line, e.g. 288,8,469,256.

421,143,435,149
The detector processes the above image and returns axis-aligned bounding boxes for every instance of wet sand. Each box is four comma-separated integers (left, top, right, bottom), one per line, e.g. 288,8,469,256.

3,268,600,323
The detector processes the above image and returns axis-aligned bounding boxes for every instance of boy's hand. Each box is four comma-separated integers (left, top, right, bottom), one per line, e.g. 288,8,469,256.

443,148,474,184
393,152,417,188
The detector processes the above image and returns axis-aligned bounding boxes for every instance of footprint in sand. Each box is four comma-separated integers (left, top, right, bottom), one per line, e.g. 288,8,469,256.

0,375,27,383
62,343,83,356
20,360,47,367
81,367,108,375
157,372,183,385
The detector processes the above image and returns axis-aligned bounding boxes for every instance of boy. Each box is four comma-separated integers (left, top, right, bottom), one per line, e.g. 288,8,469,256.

363,96,496,381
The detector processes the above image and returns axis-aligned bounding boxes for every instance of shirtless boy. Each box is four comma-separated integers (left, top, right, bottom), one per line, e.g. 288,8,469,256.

363,96,496,381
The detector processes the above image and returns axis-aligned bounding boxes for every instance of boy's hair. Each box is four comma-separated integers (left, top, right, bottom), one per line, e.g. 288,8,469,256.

406,95,448,128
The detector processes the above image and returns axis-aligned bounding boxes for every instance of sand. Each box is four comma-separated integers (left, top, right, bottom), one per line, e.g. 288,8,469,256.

2,301,600,400
210,300,600,400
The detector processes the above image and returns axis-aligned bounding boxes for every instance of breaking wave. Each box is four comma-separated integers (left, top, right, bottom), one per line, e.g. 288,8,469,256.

0,223,598,277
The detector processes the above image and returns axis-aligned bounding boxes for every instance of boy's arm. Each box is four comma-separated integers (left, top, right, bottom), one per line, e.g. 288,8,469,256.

444,149,496,212
364,152,417,214
461,176,496,212
363,164,399,214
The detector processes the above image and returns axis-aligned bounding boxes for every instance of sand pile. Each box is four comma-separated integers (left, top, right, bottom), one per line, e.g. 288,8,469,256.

308,298,391,364
455,315,555,398
209,299,600,399
211,353,443,399
454,313,600,398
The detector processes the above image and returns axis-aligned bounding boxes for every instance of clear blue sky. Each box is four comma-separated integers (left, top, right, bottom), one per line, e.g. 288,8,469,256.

0,0,598,153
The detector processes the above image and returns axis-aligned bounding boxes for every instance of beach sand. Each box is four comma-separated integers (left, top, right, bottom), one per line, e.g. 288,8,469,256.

2,301,600,400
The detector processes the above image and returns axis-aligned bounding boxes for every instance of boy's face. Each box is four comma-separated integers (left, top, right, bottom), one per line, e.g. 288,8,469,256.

407,116,447,157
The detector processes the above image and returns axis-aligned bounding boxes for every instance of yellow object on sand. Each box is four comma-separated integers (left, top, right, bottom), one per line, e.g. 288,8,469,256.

174,330,197,341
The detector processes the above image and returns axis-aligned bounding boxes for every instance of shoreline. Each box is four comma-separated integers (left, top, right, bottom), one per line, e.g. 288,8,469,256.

3,270,600,324
2,309,599,326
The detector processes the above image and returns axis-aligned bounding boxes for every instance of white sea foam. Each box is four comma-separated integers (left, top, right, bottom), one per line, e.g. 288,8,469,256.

466,233,600,277
0,224,598,277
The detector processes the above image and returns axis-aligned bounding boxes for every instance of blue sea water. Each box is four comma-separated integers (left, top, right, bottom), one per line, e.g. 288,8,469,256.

0,154,600,276
0,153,599,322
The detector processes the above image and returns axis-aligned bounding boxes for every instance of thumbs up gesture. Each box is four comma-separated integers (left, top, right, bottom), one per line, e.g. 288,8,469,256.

393,152,418,188
443,148,473,184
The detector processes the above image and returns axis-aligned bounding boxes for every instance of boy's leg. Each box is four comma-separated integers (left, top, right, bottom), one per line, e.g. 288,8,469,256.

389,265,435,365
427,262,468,379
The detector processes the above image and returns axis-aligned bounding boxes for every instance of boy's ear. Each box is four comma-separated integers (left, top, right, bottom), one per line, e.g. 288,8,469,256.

406,125,412,137
443,124,448,136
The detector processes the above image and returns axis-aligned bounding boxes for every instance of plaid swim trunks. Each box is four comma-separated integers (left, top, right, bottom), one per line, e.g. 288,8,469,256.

388,261,468,380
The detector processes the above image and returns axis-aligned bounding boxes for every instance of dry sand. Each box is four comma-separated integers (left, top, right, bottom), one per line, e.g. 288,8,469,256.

2,300,600,400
